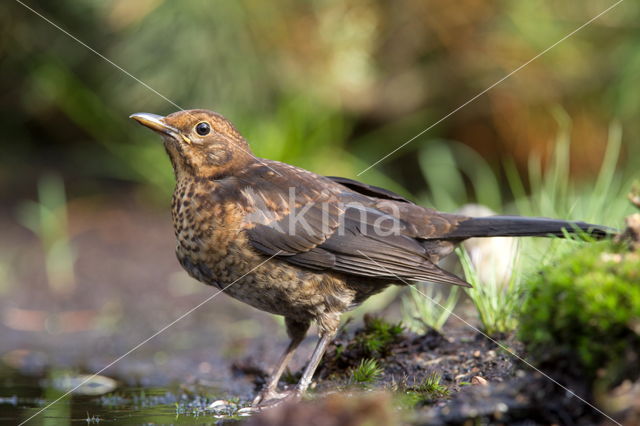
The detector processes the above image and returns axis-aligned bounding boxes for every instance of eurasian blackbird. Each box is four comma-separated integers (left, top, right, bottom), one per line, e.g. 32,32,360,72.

130,109,611,406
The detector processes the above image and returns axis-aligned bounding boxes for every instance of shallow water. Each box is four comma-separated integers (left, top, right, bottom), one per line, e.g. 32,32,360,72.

0,369,247,425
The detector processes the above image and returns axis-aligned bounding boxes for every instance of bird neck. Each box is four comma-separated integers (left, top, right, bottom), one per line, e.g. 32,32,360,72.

165,141,255,182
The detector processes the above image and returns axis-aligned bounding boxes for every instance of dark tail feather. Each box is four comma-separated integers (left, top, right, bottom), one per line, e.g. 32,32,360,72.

445,215,616,240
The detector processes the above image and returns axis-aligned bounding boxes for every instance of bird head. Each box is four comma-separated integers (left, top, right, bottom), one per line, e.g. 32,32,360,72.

130,109,254,180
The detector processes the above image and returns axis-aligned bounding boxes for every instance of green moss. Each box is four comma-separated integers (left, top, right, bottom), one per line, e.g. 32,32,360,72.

350,359,384,384
410,372,450,400
320,316,404,382
519,241,640,385
329,315,404,365
398,372,450,408
355,315,404,358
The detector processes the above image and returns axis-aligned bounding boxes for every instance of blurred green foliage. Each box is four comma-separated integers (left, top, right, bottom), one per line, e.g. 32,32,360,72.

2,0,639,206
402,284,459,333
16,173,76,295
519,241,640,387
458,246,522,335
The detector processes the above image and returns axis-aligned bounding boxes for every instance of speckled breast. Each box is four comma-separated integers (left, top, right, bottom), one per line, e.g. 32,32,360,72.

170,179,357,321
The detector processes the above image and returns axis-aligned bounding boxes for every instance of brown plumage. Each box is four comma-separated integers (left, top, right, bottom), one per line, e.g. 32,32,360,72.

130,109,611,407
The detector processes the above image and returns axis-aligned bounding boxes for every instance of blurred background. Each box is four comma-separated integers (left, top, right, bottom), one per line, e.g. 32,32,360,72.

0,0,639,412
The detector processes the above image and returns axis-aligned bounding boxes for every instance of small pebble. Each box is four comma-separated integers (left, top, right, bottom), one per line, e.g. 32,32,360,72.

207,399,233,411
471,376,488,386
238,407,256,416
50,374,117,395
208,399,226,408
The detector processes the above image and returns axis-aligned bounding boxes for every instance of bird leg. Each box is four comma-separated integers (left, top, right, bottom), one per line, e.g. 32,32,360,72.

294,327,337,395
253,318,309,405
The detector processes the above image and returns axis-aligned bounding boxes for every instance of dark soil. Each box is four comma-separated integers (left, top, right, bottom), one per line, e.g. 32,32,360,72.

318,319,520,390
238,318,612,425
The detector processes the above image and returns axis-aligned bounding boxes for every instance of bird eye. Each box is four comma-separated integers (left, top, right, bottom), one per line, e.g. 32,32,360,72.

195,122,210,136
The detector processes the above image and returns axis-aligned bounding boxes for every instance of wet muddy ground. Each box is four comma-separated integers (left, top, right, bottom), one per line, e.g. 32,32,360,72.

0,198,628,424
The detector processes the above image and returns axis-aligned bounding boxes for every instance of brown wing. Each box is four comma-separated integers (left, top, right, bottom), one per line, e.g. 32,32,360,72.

242,163,470,287
326,175,468,241
326,176,414,204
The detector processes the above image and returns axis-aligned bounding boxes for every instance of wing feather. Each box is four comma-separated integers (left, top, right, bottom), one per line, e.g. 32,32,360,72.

242,165,470,287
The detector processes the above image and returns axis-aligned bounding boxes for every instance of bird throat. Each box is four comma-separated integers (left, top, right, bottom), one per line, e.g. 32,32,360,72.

163,138,252,181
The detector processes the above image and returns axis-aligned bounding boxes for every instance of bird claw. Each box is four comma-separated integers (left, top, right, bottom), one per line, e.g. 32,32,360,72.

252,388,301,409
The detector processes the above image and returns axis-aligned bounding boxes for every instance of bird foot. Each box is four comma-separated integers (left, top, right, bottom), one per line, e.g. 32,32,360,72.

252,388,301,409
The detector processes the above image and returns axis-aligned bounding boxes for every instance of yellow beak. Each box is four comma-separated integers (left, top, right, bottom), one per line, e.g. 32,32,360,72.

129,113,179,137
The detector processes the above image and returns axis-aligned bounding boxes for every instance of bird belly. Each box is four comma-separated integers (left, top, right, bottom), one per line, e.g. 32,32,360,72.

175,228,355,321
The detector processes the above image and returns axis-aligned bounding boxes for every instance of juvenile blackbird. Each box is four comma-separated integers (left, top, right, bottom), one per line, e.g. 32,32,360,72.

130,109,611,406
